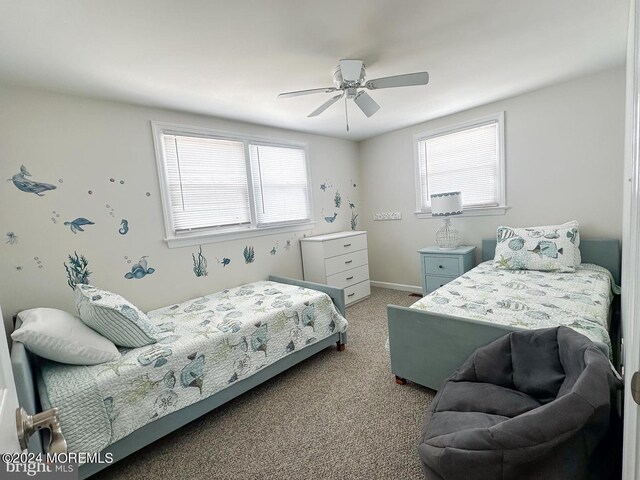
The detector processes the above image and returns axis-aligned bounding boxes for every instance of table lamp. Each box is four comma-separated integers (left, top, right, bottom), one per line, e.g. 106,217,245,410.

430,191,463,249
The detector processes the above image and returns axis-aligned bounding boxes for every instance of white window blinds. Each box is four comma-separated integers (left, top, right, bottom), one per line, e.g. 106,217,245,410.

249,144,311,227
417,119,502,210
162,134,251,232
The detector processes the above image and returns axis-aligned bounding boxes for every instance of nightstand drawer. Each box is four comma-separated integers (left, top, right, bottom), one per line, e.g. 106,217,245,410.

423,256,460,276
323,233,367,258
326,264,369,289
425,275,458,293
324,249,368,276
344,280,371,305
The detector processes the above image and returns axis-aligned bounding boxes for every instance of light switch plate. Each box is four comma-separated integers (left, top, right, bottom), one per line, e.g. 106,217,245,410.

373,212,402,221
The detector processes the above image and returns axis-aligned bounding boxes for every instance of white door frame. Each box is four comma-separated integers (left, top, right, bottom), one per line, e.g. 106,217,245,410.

622,0,640,478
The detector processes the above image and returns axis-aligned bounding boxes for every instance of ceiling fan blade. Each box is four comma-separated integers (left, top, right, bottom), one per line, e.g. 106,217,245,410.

354,91,380,118
339,59,364,82
278,87,337,98
308,93,344,117
365,72,429,90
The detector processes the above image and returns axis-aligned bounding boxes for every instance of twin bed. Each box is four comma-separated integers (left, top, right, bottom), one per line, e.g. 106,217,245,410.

11,275,348,479
388,238,621,391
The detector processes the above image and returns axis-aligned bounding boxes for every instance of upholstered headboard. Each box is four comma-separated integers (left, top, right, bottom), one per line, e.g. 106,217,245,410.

481,238,621,285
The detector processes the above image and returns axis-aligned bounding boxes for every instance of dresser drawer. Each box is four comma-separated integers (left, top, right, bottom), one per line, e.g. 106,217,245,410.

326,264,369,289
324,249,369,276
423,256,461,276
323,233,367,258
344,280,371,305
425,275,458,293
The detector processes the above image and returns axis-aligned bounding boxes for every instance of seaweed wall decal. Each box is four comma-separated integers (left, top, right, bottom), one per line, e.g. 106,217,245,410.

64,251,91,290
351,212,359,231
334,190,342,208
192,246,208,277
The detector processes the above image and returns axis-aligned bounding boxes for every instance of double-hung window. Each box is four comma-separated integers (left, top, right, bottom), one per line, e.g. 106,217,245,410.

152,122,312,247
414,112,506,217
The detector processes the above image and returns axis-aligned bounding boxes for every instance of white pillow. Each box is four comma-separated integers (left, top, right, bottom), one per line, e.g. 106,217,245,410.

12,308,120,365
494,220,581,273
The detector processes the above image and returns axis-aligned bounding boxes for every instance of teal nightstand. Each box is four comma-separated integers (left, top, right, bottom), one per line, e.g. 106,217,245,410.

418,246,476,296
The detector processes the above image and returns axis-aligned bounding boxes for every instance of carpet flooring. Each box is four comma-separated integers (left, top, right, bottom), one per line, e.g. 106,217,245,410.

95,287,435,480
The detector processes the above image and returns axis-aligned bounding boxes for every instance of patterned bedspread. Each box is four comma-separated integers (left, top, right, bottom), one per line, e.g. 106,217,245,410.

411,262,616,352
37,281,348,454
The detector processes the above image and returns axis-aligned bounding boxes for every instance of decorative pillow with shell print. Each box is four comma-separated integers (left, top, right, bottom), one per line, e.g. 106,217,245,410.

493,221,581,272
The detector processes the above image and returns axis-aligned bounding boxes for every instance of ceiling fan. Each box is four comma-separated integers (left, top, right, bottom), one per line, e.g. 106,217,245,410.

278,59,429,131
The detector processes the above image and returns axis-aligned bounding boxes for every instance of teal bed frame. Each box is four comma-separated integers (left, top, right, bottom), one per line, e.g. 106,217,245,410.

10,276,347,479
387,239,621,391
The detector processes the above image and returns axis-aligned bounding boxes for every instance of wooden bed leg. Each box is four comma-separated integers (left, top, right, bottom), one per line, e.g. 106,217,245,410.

336,341,346,352
395,376,407,385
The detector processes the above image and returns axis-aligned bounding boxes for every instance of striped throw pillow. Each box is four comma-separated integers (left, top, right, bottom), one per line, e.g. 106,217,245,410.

75,285,159,347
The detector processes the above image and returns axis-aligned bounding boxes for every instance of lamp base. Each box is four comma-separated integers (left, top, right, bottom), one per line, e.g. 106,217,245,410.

435,218,460,249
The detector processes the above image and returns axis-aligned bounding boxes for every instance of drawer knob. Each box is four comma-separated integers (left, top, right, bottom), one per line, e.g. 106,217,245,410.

347,293,355,297
344,243,352,247
346,276,354,280
345,260,353,264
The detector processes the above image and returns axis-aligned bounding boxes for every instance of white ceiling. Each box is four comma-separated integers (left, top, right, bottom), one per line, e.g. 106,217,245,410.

0,0,629,141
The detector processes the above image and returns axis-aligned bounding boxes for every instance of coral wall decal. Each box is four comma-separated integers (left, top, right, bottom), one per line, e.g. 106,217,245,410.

64,251,91,290
192,246,208,277
243,246,255,264
9,165,57,196
125,256,155,279
334,190,342,208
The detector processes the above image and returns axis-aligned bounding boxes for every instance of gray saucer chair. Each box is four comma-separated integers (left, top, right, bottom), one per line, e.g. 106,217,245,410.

417,326,620,480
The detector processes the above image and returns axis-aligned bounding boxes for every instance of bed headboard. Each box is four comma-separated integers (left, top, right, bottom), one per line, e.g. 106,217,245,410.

481,238,621,285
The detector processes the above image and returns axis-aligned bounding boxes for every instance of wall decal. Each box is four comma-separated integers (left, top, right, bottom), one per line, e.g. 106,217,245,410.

64,217,95,234
88,190,93,195
334,190,342,208
270,242,278,256
51,210,61,224
351,212,359,231
146,192,151,197
284,240,292,251
217,257,231,268
324,212,337,223
124,255,132,264
243,246,255,264
5,232,17,245
34,257,43,269
110,178,115,183
125,256,156,279
320,179,333,191
58,179,64,184
192,246,208,277
15,266,23,271
349,200,356,209
9,165,57,196
64,251,91,290
119,219,129,235
105,204,115,218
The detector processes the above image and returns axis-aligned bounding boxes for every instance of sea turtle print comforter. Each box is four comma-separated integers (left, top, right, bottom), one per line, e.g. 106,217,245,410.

37,281,348,454
411,262,617,353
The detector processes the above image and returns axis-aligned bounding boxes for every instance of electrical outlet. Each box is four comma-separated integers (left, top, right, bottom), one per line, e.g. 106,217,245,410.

373,212,402,221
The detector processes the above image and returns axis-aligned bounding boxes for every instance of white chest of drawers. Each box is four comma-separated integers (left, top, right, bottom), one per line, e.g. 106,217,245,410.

300,231,371,306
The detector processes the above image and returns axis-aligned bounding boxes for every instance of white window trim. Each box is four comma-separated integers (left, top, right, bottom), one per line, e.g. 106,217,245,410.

413,112,507,218
151,121,315,248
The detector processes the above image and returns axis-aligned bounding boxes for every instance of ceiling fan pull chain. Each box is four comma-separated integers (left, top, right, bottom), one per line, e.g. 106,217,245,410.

345,96,349,132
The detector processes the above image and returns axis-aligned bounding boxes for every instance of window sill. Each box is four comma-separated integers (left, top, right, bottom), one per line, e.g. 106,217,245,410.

414,205,510,219
165,222,316,248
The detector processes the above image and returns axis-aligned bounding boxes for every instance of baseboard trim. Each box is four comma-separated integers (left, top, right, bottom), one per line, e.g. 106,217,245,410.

370,281,422,294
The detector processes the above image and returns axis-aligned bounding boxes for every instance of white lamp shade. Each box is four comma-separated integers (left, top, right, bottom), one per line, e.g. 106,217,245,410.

430,191,463,217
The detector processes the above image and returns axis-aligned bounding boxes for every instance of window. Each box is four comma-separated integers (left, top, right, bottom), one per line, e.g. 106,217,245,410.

152,122,312,247
414,112,506,217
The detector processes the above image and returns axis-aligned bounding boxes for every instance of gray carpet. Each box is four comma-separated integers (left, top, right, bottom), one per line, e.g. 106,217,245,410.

95,287,435,480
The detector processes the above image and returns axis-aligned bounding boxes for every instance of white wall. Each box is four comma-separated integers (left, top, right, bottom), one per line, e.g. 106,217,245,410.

0,85,360,331
359,67,626,288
